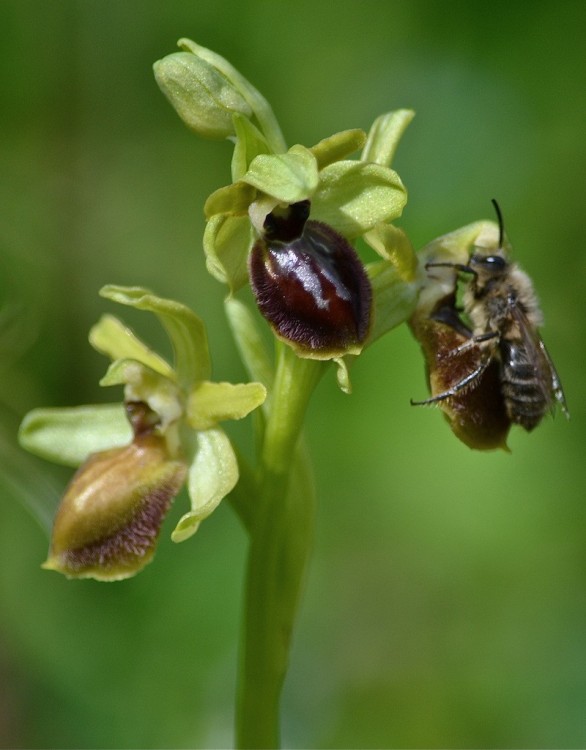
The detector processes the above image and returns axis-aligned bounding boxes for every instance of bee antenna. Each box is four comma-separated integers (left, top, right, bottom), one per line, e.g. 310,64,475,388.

491,198,505,248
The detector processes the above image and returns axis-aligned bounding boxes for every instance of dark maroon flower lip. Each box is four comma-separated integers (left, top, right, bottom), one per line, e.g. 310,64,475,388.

249,202,372,359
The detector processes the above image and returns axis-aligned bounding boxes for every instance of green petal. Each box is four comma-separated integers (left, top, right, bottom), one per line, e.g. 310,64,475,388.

310,128,367,170
203,213,253,293
311,161,407,238
362,109,415,168
18,404,130,468
89,314,173,378
171,428,238,542
241,145,319,204
204,182,256,220
100,360,183,428
187,381,266,430
231,113,272,182
100,286,211,387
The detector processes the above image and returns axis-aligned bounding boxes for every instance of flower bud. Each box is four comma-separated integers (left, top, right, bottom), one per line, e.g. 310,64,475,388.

409,293,511,451
249,201,372,359
43,403,187,580
153,52,253,140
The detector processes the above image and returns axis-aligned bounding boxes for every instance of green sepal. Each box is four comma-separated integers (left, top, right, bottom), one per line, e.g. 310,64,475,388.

203,214,253,293
310,129,366,170
187,381,267,430
364,223,418,281
231,114,272,182
18,404,130,468
89,314,173,378
241,145,319,204
310,161,407,238
171,427,239,542
100,286,211,387
362,109,415,167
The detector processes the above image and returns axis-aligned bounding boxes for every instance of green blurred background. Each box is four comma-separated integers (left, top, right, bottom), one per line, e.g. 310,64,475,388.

2,1,585,747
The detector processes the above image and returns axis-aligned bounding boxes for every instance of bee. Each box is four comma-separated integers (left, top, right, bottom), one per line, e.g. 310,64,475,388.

412,201,568,432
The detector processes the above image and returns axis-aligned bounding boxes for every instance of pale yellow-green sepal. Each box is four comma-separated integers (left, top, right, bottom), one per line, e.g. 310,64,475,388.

310,161,407,238
100,285,211,387
18,404,130,467
241,145,319,204
89,314,173,378
187,380,267,430
171,428,238,542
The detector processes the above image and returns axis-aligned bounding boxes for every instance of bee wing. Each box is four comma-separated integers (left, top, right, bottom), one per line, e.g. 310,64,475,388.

511,305,569,418
537,337,569,417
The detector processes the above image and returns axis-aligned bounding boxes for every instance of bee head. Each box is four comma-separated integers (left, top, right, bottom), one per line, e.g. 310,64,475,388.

467,199,509,285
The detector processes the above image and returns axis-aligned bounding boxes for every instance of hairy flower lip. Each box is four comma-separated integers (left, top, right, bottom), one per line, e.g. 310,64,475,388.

249,203,372,359
409,293,511,451
43,432,188,581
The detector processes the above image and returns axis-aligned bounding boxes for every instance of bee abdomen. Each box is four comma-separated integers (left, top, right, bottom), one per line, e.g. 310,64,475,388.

500,343,547,431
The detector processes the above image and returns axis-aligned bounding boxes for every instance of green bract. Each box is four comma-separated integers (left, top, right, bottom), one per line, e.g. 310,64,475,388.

153,51,253,140
18,286,267,577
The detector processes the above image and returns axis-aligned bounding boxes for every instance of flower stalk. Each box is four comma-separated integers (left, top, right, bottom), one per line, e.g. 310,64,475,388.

236,344,323,748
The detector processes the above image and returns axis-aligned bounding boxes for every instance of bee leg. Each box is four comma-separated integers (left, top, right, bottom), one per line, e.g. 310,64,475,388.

453,330,499,355
410,356,492,406
424,261,475,276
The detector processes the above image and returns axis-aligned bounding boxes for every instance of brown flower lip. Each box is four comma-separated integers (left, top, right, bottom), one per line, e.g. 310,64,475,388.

249,201,372,359
43,402,187,580
409,292,511,451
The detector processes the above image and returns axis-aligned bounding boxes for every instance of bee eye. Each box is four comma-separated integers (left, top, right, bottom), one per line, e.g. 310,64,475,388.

472,254,506,272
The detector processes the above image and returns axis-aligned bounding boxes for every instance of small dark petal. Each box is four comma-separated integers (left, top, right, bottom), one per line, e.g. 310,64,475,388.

250,217,372,358
125,401,160,438
263,200,311,243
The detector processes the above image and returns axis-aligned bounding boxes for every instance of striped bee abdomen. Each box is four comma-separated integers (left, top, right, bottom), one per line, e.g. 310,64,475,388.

500,341,548,431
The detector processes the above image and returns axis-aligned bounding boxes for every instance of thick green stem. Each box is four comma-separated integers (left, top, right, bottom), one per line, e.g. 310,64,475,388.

235,344,324,748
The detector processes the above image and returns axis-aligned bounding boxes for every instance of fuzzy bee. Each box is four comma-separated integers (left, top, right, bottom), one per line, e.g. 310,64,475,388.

412,201,568,433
